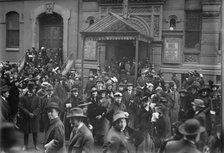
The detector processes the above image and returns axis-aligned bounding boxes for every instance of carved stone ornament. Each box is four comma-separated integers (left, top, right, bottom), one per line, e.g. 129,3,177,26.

45,2,54,14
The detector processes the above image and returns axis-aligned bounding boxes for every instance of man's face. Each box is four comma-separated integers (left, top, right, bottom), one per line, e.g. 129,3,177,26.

72,91,78,97
69,118,79,127
118,86,124,91
92,91,97,97
127,86,133,91
115,96,122,103
47,108,58,120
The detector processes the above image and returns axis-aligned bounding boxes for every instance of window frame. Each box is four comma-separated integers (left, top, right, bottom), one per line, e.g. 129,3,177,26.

6,11,20,50
184,10,202,50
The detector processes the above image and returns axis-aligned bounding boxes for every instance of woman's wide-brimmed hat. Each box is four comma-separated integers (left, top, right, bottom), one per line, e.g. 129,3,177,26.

45,102,61,111
66,107,86,118
113,111,128,123
179,118,205,135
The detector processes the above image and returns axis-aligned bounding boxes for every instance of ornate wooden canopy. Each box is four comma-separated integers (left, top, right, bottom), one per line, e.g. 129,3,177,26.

81,12,152,43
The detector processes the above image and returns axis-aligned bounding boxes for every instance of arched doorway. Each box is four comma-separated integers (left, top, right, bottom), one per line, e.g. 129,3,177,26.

38,13,63,49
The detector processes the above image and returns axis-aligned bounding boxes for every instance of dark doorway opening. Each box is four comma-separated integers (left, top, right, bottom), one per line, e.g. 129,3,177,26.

38,13,63,49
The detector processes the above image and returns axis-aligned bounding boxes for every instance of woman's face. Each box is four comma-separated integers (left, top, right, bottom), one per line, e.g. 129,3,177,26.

47,108,59,120
115,118,127,132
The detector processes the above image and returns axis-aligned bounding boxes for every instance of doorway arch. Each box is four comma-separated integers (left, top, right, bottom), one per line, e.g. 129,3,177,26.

31,4,70,61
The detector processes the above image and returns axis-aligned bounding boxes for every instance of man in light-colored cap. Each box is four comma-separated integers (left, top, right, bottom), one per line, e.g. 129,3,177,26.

106,92,127,123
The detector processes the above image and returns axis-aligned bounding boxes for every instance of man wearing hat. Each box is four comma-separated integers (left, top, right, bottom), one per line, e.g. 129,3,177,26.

0,85,11,122
198,86,211,108
192,99,209,151
123,83,135,107
19,81,41,150
164,118,205,153
84,75,95,97
64,87,81,139
106,92,127,123
44,102,66,153
136,70,148,88
67,107,94,153
167,81,180,124
178,89,193,121
39,83,61,132
54,76,70,119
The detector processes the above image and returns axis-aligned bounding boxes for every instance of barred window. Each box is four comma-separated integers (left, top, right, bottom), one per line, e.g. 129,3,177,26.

6,12,19,48
185,11,201,49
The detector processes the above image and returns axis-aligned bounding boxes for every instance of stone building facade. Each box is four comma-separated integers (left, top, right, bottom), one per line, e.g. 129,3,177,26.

0,0,221,83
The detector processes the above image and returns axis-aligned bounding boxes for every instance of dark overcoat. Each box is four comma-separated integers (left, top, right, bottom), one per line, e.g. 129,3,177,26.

164,139,201,153
68,124,94,153
44,117,67,153
103,127,137,153
19,93,41,133
1,96,11,122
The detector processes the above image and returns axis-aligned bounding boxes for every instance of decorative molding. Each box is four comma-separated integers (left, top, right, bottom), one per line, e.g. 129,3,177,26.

202,12,220,18
45,2,55,14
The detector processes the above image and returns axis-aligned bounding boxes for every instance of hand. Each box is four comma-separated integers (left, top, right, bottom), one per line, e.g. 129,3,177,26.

96,115,102,119
29,113,34,118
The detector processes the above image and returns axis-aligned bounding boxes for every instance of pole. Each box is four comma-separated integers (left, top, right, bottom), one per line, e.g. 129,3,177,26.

134,38,139,81
221,0,224,151
81,36,85,99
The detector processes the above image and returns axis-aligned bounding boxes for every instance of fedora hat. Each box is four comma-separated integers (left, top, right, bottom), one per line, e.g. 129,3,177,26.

71,87,78,92
66,107,86,118
199,87,211,93
179,119,205,135
179,89,188,94
45,102,60,111
211,84,219,89
191,99,205,108
127,83,133,87
113,111,128,123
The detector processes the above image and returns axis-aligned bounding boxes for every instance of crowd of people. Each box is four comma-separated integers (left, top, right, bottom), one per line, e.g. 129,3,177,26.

0,48,222,153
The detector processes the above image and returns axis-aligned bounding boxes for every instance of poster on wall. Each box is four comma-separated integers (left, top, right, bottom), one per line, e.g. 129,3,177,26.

163,37,181,63
84,40,97,60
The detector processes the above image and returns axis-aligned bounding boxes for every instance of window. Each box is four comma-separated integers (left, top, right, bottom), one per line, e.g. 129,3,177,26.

6,12,19,48
87,16,95,27
185,11,201,49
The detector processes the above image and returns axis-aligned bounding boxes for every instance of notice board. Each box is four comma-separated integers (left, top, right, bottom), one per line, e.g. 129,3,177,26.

84,40,97,60
163,38,181,63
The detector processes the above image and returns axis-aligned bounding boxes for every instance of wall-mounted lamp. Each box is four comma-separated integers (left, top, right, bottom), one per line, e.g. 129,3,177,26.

169,18,176,31
165,15,180,31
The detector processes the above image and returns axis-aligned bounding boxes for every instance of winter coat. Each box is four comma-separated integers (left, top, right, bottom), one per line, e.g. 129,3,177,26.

44,117,67,153
68,124,94,153
19,93,41,133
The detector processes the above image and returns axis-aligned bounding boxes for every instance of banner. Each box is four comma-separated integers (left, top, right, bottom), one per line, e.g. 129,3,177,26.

61,53,74,76
17,54,26,73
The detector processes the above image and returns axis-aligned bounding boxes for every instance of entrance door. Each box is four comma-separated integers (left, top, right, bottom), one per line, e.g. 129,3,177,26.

40,26,63,48
38,13,63,49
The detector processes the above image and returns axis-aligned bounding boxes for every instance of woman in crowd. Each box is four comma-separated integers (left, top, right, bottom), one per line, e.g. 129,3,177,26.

103,111,143,153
